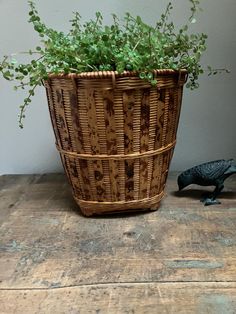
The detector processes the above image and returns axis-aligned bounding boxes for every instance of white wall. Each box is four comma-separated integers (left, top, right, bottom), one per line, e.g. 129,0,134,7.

0,0,235,174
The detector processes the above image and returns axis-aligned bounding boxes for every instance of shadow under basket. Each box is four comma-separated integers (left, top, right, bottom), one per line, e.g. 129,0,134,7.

44,70,187,216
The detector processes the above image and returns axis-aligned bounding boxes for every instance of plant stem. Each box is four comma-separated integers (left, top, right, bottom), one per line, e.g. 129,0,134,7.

18,83,38,128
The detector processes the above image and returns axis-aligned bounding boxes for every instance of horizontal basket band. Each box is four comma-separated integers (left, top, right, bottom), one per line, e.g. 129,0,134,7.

48,69,188,79
75,190,165,209
56,141,176,160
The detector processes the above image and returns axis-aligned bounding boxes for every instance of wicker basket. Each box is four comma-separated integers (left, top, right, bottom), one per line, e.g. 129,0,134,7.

44,70,187,216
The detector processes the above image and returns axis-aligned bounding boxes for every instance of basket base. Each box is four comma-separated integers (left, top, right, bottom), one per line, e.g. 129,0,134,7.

79,202,161,217
74,192,164,217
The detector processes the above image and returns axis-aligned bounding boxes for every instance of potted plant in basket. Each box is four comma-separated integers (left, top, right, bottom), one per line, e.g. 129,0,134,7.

0,0,228,216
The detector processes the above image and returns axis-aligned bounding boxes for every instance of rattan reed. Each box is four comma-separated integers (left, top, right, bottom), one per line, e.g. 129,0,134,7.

44,70,188,216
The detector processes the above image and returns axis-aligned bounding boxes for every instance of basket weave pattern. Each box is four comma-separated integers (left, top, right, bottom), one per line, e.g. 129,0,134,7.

44,70,187,216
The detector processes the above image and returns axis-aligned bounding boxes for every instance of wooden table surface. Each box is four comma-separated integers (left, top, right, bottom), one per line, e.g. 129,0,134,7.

0,173,236,314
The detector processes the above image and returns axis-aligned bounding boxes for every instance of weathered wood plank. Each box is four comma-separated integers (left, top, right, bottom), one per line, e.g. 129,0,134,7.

0,175,40,225
0,173,235,290
1,282,236,314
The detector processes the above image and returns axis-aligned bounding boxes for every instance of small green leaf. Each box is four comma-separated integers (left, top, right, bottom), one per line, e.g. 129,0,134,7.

147,72,153,80
151,79,157,86
136,16,142,24
139,72,146,79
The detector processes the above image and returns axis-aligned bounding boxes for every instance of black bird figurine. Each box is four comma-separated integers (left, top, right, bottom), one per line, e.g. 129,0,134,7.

178,159,236,206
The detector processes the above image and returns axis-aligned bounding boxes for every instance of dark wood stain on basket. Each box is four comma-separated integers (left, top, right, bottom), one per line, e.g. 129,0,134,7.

103,90,121,201
68,85,91,199
86,88,106,201
139,89,150,198
123,90,135,201
150,96,165,197
69,87,84,153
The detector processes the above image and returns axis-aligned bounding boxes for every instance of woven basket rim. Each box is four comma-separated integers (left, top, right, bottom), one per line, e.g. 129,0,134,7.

47,69,188,79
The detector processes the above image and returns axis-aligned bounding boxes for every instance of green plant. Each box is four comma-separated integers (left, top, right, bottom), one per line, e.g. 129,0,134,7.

0,0,229,128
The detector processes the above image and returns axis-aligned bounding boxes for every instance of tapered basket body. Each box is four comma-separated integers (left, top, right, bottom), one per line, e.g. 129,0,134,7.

44,70,187,216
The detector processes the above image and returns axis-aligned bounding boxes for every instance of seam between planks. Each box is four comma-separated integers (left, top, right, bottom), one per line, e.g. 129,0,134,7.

1,281,236,291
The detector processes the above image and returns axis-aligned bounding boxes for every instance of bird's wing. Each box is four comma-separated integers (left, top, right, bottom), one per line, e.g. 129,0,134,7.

194,159,232,181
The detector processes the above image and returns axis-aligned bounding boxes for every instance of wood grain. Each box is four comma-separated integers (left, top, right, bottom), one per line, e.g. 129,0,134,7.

0,173,236,313
1,283,236,314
